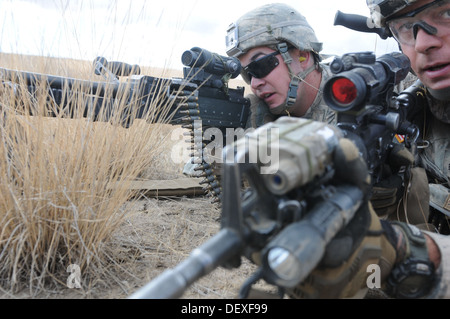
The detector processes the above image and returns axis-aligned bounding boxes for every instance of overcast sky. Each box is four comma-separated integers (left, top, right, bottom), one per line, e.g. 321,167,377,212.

0,0,400,70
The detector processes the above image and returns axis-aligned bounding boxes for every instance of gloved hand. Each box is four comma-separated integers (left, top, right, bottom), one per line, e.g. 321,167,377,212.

287,202,397,299
287,210,438,299
371,144,414,218
382,221,437,298
285,138,397,298
285,139,437,299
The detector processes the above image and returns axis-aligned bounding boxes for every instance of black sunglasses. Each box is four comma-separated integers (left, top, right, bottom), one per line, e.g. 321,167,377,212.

242,51,280,83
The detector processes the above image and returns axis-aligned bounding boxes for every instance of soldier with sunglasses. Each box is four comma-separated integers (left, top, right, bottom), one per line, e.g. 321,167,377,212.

225,3,336,129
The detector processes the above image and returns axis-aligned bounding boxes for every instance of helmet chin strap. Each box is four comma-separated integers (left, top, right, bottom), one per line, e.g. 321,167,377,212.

270,43,317,115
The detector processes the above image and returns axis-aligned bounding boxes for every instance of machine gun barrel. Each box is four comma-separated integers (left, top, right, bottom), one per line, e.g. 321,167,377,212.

93,56,141,79
0,49,250,129
1,67,115,97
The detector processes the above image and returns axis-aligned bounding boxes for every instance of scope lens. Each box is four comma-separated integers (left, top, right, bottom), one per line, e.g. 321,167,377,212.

331,78,357,105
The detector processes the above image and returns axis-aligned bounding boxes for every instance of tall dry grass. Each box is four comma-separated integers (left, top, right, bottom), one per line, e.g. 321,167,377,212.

0,54,184,296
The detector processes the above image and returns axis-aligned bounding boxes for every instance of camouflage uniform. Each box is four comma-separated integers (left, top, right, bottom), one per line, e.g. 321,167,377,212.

416,95,450,208
421,98,450,183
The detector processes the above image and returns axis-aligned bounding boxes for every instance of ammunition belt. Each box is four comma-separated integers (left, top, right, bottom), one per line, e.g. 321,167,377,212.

176,91,222,204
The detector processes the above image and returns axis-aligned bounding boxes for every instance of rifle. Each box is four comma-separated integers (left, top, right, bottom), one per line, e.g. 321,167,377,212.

0,47,250,201
129,51,421,299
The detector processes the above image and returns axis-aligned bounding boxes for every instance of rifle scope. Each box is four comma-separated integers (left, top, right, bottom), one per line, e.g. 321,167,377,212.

323,52,411,113
182,47,241,79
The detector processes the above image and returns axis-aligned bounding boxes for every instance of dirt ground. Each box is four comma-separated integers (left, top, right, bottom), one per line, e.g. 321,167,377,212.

99,143,276,300
108,126,261,300
110,125,276,300
51,194,274,300
114,196,270,300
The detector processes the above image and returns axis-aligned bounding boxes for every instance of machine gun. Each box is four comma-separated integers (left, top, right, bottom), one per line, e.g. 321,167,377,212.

0,47,250,201
129,51,422,299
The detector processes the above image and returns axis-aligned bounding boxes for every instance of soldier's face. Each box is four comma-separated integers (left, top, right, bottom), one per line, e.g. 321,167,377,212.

395,0,450,90
239,47,292,110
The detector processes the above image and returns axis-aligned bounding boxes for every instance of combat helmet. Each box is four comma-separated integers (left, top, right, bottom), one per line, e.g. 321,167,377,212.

225,3,323,111
366,0,421,27
225,3,322,58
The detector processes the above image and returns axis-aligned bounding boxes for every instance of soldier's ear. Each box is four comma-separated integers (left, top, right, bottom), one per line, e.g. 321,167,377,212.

298,51,310,63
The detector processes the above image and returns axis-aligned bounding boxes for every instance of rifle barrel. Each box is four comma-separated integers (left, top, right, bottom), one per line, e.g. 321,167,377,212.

129,228,242,299
1,68,120,97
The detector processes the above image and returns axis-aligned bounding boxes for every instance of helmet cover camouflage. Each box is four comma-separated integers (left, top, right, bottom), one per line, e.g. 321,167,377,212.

366,0,420,27
226,3,323,57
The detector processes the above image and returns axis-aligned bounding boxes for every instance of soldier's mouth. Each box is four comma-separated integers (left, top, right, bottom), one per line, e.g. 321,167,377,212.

422,62,450,80
427,64,449,71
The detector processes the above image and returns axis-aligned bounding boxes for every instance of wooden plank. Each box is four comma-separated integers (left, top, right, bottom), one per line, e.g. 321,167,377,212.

129,178,205,197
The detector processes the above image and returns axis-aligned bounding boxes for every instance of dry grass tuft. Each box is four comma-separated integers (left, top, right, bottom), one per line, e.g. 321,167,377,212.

0,53,257,300
0,54,182,296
